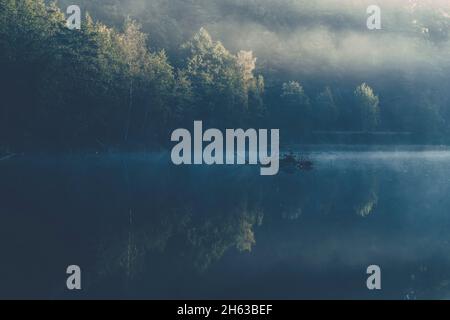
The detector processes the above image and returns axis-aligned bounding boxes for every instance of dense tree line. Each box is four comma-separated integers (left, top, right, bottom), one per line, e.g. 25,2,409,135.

0,0,267,151
0,0,449,152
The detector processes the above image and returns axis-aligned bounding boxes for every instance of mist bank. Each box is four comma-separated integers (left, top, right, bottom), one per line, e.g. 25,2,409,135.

57,0,450,76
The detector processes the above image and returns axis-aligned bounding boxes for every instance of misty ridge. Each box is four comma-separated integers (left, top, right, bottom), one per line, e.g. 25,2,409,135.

2,0,450,153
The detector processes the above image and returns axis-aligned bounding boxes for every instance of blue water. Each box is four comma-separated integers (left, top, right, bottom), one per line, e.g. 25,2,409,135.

2,146,450,299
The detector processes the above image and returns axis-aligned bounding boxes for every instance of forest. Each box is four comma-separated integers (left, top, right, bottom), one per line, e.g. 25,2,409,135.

1,0,450,152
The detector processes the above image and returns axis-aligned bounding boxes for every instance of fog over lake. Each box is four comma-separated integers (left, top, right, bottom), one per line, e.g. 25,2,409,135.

3,0,450,300
2,146,450,299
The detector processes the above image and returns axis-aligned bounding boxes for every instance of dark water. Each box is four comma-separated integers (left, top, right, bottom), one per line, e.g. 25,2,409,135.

2,146,450,299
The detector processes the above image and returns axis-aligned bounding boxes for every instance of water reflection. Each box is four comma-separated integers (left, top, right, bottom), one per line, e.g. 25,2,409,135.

2,148,450,299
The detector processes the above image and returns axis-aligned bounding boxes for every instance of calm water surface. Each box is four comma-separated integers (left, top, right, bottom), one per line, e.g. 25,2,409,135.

1,145,450,299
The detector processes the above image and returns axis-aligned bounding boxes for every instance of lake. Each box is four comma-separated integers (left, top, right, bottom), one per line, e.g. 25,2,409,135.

1,145,450,299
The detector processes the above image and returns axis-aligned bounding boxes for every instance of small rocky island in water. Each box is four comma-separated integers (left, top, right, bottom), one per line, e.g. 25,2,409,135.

279,152,314,173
